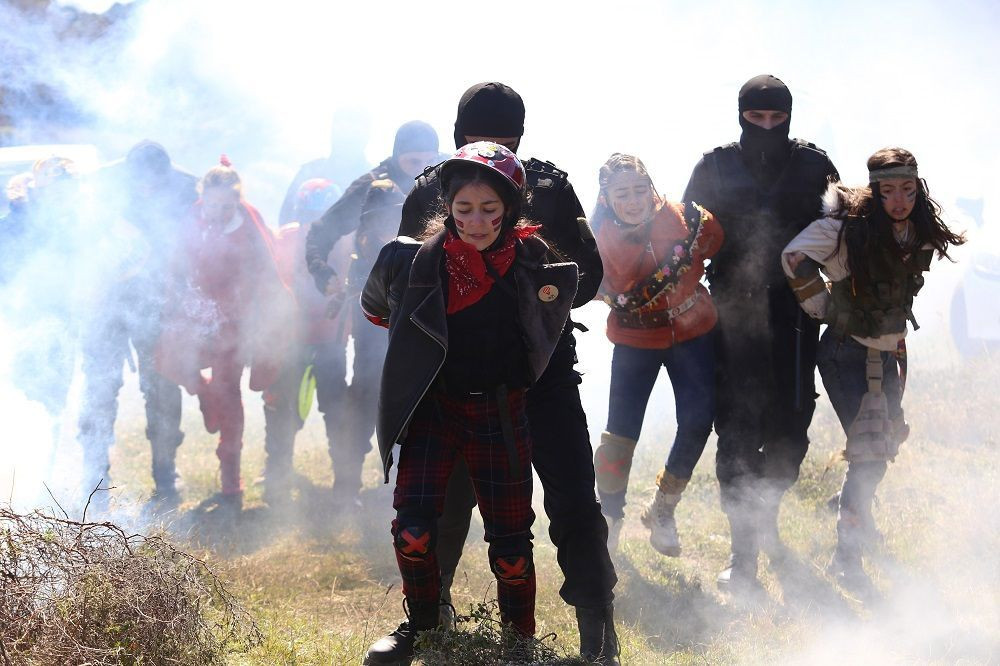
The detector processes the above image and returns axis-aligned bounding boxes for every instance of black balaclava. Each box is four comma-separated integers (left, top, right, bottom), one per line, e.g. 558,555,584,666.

393,120,439,158
738,74,793,173
453,82,525,151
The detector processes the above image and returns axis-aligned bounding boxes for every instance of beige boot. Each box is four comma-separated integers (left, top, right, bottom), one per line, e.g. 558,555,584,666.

604,513,623,553
640,470,688,557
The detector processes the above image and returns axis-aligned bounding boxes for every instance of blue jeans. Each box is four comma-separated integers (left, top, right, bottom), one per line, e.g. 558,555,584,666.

602,331,716,519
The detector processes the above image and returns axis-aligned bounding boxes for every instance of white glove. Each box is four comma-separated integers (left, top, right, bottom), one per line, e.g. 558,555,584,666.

799,290,830,320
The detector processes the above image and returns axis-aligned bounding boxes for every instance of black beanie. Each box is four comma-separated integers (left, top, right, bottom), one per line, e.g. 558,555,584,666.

125,140,171,176
453,82,525,148
393,120,439,158
738,74,793,113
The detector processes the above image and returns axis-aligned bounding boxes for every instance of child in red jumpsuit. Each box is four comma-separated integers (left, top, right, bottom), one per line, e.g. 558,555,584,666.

158,157,293,510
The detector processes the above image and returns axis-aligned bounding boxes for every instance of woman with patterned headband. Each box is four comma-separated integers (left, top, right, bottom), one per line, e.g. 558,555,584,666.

782,147,964,598
591,153,723,558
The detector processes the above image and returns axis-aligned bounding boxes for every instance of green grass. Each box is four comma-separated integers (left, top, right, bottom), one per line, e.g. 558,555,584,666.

91,351,1000,665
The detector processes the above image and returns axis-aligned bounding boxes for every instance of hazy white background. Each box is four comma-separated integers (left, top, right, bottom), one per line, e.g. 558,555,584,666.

2,0,997,511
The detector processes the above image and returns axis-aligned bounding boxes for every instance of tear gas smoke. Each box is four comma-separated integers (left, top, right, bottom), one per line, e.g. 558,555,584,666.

1,0,998,663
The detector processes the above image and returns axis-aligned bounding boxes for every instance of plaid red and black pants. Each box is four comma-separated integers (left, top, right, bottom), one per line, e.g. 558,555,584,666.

392,387,536,636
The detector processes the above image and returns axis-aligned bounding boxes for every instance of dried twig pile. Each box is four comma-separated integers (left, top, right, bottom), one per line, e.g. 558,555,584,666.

0,503,261,665
415,601,589,665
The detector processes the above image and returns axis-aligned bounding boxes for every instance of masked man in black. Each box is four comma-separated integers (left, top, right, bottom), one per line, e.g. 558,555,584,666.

682,75,839,594
370,82,618,665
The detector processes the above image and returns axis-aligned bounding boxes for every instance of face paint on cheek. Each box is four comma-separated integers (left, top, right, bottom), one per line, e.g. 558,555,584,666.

905,189,917,202
489,214,503,231
454,218,466,230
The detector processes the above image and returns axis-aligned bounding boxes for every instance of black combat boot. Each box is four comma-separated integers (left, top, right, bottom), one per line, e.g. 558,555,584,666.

576,604,620,665
364,600,438,665
829,504,878,603
149,432,183,514
757,487,790,565
717,500,764,597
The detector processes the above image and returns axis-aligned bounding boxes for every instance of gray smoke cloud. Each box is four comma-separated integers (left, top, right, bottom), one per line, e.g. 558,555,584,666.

0,0,998,662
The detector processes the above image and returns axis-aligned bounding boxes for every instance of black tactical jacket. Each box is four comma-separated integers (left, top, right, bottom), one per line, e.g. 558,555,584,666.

682,139,839,296
305,157,412,292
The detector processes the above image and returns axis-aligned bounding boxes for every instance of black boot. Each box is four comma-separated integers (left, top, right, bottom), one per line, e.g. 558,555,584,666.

828,539,876,603
829,504,877,603
576,604,620,665
262,456,294,508
149,434,182,515
758,487,789,564
717,500,764,597
364,600,438,666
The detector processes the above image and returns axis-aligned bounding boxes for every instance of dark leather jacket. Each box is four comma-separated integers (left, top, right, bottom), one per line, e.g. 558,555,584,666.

361,230,579,479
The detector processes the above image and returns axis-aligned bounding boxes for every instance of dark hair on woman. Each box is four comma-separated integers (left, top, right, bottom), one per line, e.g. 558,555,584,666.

831,147,964,286
419,160,536,242
592,153,662,241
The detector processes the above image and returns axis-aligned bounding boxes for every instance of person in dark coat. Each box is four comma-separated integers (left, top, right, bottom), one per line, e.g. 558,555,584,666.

681,74,840,594
394,82,617,665
360,143,578,664
305,120,440,297
76,141,196,509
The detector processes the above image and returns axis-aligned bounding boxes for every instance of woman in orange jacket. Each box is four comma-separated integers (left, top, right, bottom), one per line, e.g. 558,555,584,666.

592,153,723,556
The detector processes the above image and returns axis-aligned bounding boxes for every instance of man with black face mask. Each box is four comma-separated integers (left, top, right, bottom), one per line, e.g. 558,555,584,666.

374,82,618,666
682,75,839,595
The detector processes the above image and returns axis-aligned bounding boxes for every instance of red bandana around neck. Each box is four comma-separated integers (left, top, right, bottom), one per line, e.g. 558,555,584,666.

443,226,540,314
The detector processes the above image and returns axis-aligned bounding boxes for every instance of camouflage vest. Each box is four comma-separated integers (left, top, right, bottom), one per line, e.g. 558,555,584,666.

826,238,934,339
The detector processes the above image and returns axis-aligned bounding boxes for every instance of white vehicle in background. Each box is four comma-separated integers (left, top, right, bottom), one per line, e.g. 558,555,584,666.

0,144,102,216
950,197,1000,357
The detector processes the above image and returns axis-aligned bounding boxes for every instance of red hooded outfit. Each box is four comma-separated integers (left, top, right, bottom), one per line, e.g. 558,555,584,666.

157,200,293,496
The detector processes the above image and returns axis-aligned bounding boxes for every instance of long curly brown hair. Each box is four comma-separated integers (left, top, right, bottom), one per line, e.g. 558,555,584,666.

831,147,964,286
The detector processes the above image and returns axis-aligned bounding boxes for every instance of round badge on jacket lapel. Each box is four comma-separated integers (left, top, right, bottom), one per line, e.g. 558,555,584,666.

538,285,559,302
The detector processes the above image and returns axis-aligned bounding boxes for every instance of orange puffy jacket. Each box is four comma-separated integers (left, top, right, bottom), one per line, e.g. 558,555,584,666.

596,200,724,350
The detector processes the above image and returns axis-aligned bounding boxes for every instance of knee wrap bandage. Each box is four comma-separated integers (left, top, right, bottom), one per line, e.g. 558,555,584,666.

595,431,638,494
393,522,434,562
492,553,533,585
